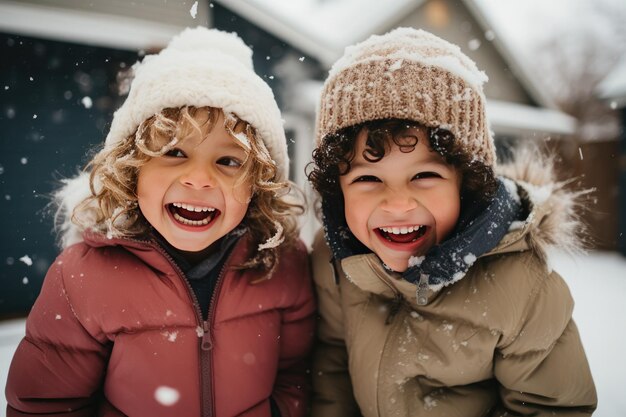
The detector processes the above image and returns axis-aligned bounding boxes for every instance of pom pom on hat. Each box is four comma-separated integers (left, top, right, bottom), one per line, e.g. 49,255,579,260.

167,26,253,69
316,27,496,168
105,26,288,181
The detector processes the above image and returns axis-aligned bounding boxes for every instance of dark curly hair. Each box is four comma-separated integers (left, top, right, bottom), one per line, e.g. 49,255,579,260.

307,118,498,214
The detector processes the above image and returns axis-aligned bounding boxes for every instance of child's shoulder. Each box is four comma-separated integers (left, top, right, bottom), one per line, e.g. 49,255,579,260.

475,249,549,289
58,234,146,268
272,238,310,278
465,250,573,337
52,235,169,301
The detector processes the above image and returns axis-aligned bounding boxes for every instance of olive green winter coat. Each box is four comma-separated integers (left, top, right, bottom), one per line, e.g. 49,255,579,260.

311,154,597,417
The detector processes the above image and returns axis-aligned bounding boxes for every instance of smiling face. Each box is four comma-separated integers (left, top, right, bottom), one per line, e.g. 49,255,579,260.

339,126,462,272
137,111,251,257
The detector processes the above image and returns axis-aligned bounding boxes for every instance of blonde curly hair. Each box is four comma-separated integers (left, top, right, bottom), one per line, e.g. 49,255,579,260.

69,106,303,272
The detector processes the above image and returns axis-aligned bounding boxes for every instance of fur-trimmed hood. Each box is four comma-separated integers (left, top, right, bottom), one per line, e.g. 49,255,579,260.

53,171,95,249
492,146,589,261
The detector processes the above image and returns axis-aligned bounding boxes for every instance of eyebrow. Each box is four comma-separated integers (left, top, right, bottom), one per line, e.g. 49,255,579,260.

349,151,447,169
220,141,248,152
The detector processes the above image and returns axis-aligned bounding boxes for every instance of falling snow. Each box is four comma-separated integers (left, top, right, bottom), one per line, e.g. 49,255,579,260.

81,96,93,109
423,395,438,410
388,59,404,72
463,253,477,265
468,38,481,50
19,255,33,266
190,1,198,18
154,386,180,406
408,255,425,268
161,331,178,342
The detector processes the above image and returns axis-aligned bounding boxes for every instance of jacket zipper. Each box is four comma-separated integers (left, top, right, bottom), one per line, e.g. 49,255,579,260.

416,273,430,306
365,256,431,306
200,252,234,417
134,238,236,417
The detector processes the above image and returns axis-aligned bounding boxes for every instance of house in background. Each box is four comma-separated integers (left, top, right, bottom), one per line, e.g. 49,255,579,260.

0,0,607,316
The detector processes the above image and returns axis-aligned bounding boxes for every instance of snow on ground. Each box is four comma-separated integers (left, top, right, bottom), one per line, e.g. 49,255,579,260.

547,249,626,417
1,250,625,415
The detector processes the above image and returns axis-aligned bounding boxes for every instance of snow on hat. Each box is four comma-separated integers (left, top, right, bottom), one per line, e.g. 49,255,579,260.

316,27,496,168
106,26,288,180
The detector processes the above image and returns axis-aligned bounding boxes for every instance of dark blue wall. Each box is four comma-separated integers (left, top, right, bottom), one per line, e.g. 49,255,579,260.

0,33,137,317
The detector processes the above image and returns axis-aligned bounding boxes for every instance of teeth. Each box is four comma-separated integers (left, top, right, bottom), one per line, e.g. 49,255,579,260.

379,225,422,235
171,202,215,212
173,212,211,226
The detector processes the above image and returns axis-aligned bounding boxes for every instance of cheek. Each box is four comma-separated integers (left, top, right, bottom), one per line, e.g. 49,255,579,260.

231,180,253,206
432,190,461,242
225,183,253,222
342,193,370,236
136,169,150,203
136,163,169,210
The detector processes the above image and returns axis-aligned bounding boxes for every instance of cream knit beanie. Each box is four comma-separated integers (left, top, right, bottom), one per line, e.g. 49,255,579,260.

55,27,289,248
316,27,496,168
107,26,288,181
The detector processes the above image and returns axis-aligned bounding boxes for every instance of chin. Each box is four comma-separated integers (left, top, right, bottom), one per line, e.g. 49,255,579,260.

167,237,212,253
379,257,410,273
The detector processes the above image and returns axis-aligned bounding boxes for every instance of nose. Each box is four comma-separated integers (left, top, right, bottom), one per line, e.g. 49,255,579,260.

179,162,215,189
381,188,419,213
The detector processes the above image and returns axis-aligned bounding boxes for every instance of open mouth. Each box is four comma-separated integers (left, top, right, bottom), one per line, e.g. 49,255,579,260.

377,225,427,244
167,203,219,227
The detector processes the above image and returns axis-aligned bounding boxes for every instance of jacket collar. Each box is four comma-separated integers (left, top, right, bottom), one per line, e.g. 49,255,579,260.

151,226,246,279
81,229,254,278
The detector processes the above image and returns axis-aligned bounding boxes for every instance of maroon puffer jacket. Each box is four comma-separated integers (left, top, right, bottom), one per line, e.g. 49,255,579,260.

6,232,316,417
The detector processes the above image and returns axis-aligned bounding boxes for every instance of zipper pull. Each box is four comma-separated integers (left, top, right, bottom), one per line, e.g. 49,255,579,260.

201,320,213,351
416,274,429,306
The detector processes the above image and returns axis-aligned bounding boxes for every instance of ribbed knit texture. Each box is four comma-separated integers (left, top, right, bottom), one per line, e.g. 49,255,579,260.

316,27,496,168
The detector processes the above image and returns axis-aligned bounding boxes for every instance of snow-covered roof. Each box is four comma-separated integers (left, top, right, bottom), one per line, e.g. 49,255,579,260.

460,0,558,110
485,99,576,136
215,0,423,67
0,1,201,51
597,56,626,108
215,0,558,110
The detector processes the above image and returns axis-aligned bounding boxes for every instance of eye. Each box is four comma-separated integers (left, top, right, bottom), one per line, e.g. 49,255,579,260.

413,172,442,180
217,156,243,168
164,148,186,158
352,175,381,183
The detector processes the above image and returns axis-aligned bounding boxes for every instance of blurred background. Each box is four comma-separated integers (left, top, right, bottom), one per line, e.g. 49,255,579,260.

1,0,625,414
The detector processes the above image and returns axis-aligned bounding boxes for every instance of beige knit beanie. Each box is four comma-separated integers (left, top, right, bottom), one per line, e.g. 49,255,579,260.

316,27,496,168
